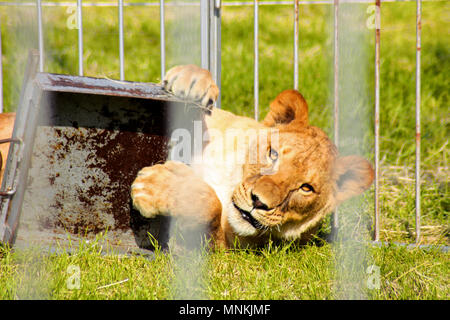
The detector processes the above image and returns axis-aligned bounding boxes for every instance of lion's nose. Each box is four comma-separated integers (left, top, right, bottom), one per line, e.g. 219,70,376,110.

251,193,270,211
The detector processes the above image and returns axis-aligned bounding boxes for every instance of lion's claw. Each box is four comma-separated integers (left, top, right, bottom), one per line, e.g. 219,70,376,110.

163,64,219,109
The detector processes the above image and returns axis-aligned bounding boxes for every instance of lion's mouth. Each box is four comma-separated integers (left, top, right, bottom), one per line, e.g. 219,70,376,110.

233,202,265,230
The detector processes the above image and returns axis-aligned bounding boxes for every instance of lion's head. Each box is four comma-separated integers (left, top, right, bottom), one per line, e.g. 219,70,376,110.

229,90,374,239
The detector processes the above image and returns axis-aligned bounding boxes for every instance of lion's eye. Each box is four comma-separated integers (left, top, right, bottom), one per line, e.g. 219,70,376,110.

268,148,278,162
300,183,315,193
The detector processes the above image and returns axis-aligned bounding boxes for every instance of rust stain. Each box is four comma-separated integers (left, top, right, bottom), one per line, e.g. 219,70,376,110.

416,132,421,141
87,130,170,231
42,127,169,235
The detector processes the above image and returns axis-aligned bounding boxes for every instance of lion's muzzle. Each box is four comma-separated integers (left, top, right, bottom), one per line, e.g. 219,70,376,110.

233,202,265,230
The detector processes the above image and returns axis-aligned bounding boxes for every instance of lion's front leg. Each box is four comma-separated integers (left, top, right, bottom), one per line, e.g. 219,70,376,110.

131,161,225,247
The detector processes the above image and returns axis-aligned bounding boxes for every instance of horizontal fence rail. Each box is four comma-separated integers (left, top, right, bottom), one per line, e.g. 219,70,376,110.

0,0,444,6
0,0,438,248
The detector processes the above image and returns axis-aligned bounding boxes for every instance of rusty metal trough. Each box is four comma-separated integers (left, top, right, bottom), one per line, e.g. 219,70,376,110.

0,53,204,254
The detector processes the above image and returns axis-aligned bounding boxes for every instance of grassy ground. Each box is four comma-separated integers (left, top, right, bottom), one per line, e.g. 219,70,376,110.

0,0,448,300
0,236,448,299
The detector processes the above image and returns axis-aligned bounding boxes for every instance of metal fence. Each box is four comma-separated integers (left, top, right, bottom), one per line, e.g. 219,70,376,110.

0,0,430,245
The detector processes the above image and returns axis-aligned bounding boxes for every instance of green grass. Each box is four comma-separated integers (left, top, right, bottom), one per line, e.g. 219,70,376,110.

0,0,448,300
0,236,448,299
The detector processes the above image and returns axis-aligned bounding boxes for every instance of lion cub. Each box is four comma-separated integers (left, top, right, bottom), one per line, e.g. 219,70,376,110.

131,64,374,248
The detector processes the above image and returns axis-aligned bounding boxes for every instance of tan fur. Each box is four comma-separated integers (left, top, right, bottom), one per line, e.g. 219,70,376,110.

131,161,225,247
132,65,375,248
0,112,16,186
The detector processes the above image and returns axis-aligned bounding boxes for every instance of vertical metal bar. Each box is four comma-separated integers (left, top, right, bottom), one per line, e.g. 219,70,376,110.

213,0,222,108
200,0,210,70
293,0,299,91
374,0,381,242
77,0,83,76
333,0,339,149
415,0,422,244
254,0,259,121
332,0,339,230
118,0,125,80
37,0,44,72
160,0,165,80
0,19,3,113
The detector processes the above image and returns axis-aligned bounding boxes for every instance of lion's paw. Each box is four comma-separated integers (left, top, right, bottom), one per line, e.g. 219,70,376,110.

131,161,196,218
131,161,222,223
163,64,219,109
131,163,175,218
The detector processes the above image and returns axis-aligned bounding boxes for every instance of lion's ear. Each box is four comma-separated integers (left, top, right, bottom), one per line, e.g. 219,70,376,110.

335,155,374,204
263,89,308,129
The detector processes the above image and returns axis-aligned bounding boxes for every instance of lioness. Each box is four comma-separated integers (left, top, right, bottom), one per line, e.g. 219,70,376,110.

131,65,374,248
